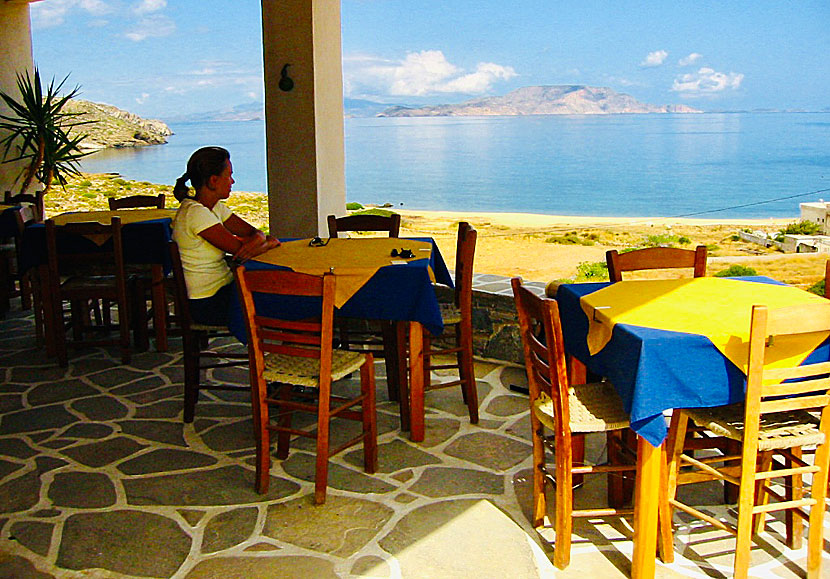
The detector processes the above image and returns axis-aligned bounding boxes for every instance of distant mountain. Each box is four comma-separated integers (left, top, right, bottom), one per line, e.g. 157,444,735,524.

65,99,172,150
344,98,394,118
379,85,702,117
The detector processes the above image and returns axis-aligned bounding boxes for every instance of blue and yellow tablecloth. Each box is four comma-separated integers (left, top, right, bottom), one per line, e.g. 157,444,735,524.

558,277,830,446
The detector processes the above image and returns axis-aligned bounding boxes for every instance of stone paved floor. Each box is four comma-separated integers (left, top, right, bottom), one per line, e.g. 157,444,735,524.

1,297,828,578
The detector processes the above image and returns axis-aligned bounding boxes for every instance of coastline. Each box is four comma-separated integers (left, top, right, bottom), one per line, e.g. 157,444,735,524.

395,208,796,229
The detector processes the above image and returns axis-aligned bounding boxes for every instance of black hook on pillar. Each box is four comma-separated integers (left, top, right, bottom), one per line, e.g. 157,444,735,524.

279,64,294,92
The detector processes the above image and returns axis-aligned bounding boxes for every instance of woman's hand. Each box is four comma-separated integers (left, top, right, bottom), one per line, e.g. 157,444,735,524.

233,231,278,262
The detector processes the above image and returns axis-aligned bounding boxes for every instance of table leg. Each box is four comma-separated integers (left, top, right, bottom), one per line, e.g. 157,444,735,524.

408,321,425,442
392,321,411,431
632,435,661,579
150,265,167,352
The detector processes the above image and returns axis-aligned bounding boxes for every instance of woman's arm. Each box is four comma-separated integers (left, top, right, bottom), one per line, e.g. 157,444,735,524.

199,219,279,262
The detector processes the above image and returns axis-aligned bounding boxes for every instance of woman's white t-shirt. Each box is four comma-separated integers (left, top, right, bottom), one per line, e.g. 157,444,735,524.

172,198,234,299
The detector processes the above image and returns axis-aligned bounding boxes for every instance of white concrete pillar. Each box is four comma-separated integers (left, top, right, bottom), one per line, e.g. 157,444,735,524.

261,0,346,238
0,1,36,195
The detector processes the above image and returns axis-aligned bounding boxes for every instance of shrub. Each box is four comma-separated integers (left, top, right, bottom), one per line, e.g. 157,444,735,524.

576,261,608,280
809,279,825,296
346,202,364,210
779,220,822,236
112,178,128,186
641,234,687,248
352,208,396,217
678,236,691,245
714,265,757,278
79,179,92,187
545,234,594,246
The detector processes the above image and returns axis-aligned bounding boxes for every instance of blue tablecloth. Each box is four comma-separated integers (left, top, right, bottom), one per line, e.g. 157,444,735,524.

20,218,173,273
228,237,453,343
556,277,830,446
0,205,20,239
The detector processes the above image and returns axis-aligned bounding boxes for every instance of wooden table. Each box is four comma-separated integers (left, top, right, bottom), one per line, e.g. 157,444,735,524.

233,237,453,440
556,277,830,578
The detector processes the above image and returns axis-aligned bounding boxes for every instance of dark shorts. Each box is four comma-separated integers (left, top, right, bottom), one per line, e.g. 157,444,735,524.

189,282,235,326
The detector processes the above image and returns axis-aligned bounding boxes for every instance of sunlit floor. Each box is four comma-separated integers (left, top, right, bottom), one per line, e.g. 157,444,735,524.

0,303,828,578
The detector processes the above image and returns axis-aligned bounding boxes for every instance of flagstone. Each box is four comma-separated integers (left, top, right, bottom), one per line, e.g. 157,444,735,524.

58,510,191,577
0,438,38,459
109,375,167,396
61,422,114,439
443,431,531,471
85,367,147,388
117,448,217,475
351,555,391,577
0,550,54,579
414,417,461,448
133,399,182,418
0,470,40,513
263,495,394,558
1,405,78,435
8,365,66,384
343,439,441,473
486,394,530,417
282,453,395,494
198,419,255,452
60,436,146,468
9,521,53,556
26,381,97,406
70,395,129,421
123,385,181,404
116,419,187,446
201,507,258,553
0,460,23,481
0,395,23,414
123,465,298,506
48,472,116,508
408,466,504,498
185,555,337,578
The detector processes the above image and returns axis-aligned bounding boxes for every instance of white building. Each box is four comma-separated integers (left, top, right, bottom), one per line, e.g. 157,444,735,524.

800,201,830,235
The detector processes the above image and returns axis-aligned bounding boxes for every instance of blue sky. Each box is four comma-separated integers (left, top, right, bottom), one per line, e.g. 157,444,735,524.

30,0,830,120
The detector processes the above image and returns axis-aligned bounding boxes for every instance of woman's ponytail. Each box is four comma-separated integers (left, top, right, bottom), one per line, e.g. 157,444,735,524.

173,172,191,202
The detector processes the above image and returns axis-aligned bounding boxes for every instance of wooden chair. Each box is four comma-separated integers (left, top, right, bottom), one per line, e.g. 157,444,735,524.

167,241,248,423
326,212,404,407
823,259,830,300
44,217,133,366
606,245,707,281
660,302,830,579
420,222,479,423
4,190,44,221
511,276,637,569
327,212,400,238
108,193,165,210
235,266,378,504
106,193,168,351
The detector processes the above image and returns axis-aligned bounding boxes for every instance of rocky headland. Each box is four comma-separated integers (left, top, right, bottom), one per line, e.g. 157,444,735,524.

64,99,173,151
379,85,701,117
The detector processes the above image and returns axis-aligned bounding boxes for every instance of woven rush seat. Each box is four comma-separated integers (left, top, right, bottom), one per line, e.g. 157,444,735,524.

263,349,366,387
685,404,823,451
191,322,230,332
533,382,630,433
438,301,462,325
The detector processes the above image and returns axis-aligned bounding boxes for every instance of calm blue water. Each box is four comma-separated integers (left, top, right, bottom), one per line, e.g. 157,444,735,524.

80,113,830,219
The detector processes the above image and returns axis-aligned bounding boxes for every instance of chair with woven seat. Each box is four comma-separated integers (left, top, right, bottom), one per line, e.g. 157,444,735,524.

168,241,248,423
108,193,166,210
44,216,133,366
107,193,169,351
511,276,637,569
420,221,479,424
327,212,403,405
1,205,38,314
234,266,378,504
606,245,707,282
660,301,830,579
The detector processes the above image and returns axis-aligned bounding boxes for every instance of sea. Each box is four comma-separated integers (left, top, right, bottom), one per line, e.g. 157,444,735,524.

79,112,830,220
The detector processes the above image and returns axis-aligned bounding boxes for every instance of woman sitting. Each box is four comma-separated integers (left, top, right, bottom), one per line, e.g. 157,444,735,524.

172,146,279,326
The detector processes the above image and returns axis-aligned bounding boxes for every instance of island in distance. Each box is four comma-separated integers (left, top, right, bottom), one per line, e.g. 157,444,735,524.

378,85,701,117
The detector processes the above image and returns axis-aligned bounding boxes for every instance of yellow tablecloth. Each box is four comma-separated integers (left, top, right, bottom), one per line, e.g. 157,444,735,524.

0,204,14,212
52,209,176,245
581,277,830,373
254,238,434,307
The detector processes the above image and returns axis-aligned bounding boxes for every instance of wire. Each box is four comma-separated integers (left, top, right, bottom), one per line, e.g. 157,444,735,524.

668,187,830,219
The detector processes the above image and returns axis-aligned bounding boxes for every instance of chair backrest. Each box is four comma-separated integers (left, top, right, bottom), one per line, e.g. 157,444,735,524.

168,241,195,334
12,204,38,261
5,190,44,221
606,245,707,282
744,301,830,447
108,193,166,210
453,222,477,310
511,276,571,430
327,213,401,238
45,216,127,290
234,266,336,388
824,259,830,300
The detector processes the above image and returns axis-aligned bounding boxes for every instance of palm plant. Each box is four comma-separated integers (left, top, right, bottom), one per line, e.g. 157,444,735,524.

0,67,91,201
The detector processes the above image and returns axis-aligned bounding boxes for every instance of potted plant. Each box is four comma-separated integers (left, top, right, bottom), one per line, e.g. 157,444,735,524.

0,67,92,216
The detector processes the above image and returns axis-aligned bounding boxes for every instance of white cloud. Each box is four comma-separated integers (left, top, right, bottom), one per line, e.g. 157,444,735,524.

344,50,516,98
31,0,112,28
125,14,176,41
135,92,150,104
640,50,668,67
671,67,744,95
133,0,167,16
678,53,703,66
